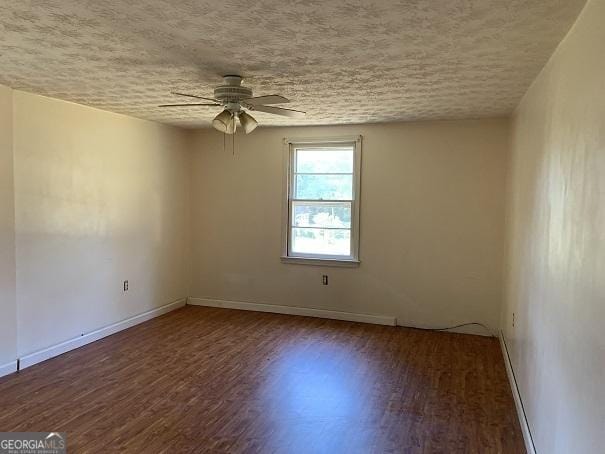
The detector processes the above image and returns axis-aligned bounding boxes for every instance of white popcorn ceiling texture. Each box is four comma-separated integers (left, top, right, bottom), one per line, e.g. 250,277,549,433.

0,0,586,128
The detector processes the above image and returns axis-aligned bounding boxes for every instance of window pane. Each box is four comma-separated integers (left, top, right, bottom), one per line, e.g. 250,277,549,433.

294,174,353,200
291,228,351,256
292,202,351,228
295,147,354,173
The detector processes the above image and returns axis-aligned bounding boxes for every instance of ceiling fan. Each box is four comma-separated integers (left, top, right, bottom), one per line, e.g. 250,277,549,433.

159,75,306,134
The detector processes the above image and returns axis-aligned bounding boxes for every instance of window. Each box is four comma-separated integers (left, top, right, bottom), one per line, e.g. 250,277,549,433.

282,136,361,266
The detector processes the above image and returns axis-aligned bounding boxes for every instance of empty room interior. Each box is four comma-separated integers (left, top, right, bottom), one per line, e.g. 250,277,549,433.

0,0,603,453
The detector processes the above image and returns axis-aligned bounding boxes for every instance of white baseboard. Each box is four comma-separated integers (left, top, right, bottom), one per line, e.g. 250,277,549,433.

0,360,18,379
19,298,187,370
500,331,536,454
188,297,397,326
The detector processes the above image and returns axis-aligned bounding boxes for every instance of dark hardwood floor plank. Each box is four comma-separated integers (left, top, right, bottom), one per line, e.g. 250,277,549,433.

0,306,525,453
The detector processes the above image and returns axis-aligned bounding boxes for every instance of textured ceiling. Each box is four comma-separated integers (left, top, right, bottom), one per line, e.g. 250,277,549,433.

0,0,586,128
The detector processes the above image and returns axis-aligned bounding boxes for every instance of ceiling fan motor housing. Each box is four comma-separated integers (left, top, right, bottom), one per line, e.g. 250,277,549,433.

214,75,252,104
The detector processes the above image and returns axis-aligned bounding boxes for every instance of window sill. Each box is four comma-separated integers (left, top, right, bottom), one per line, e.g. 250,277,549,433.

280,256,360,268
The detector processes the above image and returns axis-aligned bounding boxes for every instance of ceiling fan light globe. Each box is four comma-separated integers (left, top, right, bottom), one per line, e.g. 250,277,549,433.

239,111,258,134
212,110,235,134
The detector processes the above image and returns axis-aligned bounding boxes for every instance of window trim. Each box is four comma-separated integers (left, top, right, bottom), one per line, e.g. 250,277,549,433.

281,135,362,267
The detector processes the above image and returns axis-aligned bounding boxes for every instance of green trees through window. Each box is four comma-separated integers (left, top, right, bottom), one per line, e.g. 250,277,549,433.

289,145,356,257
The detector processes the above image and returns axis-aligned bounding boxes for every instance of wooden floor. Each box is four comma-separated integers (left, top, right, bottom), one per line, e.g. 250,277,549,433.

0,306,525,453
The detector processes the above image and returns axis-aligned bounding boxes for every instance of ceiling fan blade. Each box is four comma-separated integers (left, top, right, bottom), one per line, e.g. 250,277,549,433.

249,105,306,118
171,92,219,103
158,103,220,107
243,95,290,105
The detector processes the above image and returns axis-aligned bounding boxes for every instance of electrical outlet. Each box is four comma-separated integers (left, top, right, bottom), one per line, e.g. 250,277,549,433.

123,280,129,292
322,275,328,285
512,312,515,328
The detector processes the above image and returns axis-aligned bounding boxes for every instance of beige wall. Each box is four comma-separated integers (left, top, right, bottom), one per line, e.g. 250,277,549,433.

12,91,192,356
189,119,509,334
0,86,17,367
503,0,604,452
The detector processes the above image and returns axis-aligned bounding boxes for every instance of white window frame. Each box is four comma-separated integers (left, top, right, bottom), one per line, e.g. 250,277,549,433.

281,135,362,267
